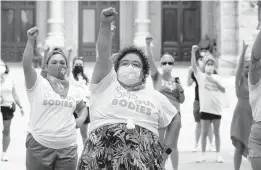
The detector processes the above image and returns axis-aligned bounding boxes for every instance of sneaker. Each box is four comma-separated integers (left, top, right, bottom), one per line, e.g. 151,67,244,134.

196,153,205,163
1,153,8,162
216,154,224,163
192,144,199,152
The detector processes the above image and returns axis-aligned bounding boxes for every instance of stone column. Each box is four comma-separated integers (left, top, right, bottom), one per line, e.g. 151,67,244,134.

133,1,150,51
217,1,238,76
45,0,65,48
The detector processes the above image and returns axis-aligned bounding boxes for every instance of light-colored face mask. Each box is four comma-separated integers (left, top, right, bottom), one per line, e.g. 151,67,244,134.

205,64,214,74
118,65,142,86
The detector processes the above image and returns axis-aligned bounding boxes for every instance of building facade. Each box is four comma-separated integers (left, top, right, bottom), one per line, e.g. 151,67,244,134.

1,1,259,74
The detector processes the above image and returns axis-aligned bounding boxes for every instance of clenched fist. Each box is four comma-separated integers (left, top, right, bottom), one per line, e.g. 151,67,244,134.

27,27,39,40
100,7,117,24
191,45,199,53
146,36,153,45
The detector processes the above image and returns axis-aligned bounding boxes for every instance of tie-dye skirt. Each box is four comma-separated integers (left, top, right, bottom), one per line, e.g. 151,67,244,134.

77,123,165,170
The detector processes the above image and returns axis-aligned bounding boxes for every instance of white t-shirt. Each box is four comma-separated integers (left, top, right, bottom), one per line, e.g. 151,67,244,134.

195,71,223,115
69,73,90,105
26,73,79,149
1,75,14,107
249,77,261,122
89,69,178,136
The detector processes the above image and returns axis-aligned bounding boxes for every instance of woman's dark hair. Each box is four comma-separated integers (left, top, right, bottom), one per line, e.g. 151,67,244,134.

46,47,68,66
72,57,89,85
114,46,150,84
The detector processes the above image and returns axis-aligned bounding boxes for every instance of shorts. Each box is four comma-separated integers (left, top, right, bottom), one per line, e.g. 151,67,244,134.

193,100,201,122
26,133,78,170
248,121,261,158
73,107,90,124
200,112,221,120
1,103,16,120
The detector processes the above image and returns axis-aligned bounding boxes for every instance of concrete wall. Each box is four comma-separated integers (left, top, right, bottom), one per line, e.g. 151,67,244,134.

36,1,47,49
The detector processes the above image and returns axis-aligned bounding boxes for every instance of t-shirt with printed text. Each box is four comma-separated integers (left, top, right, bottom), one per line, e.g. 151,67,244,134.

26,73,81,149
195,71,222,116
89,69,178,136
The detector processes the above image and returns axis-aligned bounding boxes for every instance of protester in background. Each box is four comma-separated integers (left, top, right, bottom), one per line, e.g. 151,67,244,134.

248,29,261,170
146,36,183,170
1,62,24,161
187,50,215,153
66,52,90,146
191,45,226,163
78,7,181,170
23,27,88,170
231,41,253,170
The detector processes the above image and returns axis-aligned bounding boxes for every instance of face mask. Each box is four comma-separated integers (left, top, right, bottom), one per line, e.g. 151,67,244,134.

73,66,83,74
200,52,206,57
118,65,141,86
205,65,214,74
47,65,67,80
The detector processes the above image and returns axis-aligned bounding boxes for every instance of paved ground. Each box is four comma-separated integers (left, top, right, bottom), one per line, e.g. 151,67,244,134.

0,63,253,170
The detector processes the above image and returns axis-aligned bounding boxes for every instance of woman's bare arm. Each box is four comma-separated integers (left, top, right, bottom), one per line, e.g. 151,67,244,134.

146,36,158,76
235,41,248,86
22,27,38,89
163,114,181,148
191,45,200,74
91,8,117,84
250,30,261,85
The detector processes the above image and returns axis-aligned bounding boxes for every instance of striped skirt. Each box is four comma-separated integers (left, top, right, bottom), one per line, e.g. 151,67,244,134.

77,123,165,170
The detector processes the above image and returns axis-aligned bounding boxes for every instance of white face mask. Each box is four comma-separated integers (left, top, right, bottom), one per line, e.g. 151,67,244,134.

205,65,214,74
118,65,141,86
200,51,206,57
0,66,5,76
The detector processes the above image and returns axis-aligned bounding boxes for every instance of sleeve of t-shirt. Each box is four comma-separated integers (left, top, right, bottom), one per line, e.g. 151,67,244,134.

151,71,160,88
157,92,178,128
90,68,117,95
194,70,204,82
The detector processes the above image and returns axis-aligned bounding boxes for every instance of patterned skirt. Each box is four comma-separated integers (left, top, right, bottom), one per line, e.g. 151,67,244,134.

77,123,165,170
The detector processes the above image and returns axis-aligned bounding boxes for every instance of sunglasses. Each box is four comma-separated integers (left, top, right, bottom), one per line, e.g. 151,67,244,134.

161,62,173,66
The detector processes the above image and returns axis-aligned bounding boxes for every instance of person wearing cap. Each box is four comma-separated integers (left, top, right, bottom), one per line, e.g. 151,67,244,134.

187,49,215,153
191,45,226,163
22,27,88,170
146,36,183,170
230,41,253,170
248,29,261,170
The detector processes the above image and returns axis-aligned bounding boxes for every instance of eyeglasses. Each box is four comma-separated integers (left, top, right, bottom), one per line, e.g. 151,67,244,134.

119,60,142,68
161,62,173,66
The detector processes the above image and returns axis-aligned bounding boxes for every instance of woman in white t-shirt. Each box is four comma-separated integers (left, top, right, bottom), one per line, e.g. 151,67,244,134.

1,63,24,162
77,7,181,170
67,55,90,146
22,27,88,170
191,45,226,163
248,29,261,170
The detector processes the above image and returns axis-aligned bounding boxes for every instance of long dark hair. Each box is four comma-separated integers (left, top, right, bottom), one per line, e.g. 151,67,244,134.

72,57,89,85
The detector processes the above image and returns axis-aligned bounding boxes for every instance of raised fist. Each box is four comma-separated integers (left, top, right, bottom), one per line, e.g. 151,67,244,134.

146,36,153,45
67,46,73,53
43,44,50,51
243,40,248,51
27,27,39,40
100,7,117,24
191,45,199,53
